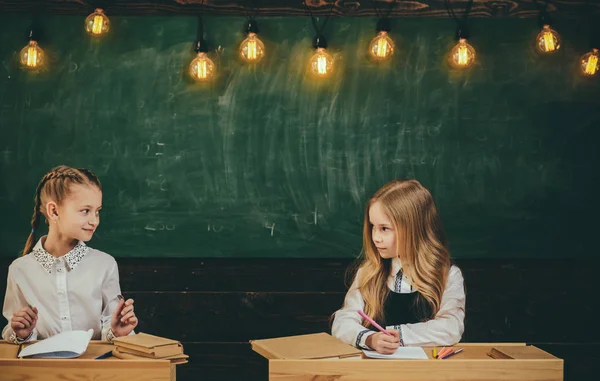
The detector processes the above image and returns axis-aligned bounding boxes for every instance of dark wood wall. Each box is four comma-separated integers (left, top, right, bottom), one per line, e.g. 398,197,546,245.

1,257,598,380
1,0,598,17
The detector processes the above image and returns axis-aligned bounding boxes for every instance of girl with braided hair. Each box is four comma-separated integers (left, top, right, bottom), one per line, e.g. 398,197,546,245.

2,165,138,344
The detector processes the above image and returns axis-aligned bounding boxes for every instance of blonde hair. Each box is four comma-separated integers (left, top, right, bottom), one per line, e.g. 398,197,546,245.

22,165,102,256
353,179,451,328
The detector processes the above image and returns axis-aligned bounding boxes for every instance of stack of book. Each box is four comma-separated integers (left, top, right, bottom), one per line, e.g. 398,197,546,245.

112,333,188,364
487,346,556,360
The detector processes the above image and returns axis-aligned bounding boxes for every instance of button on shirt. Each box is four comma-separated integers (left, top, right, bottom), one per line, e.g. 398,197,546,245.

2,237,123,343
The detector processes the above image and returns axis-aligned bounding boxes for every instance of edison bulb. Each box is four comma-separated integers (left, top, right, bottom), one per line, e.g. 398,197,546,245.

240,32,265,63
449,38,475,69
85,8,110,36
189,52,215,81
309,48,333,77
580,48,599,76
369,31,394,61
20,40,44,69
536,25,561,53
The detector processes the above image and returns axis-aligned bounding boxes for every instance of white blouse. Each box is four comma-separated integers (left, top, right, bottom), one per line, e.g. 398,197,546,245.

2,237,123,343
332,257,466,348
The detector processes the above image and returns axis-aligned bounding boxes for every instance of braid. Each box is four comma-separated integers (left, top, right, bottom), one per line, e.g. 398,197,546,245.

77,167,102,190
21,171,54,256
20,165,101,256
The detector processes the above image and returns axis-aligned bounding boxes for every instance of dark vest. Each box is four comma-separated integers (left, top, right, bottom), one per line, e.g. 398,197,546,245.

379,276,432,327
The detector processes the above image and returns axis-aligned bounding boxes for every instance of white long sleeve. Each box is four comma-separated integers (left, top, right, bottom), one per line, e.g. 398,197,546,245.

2,266,39,343
332,259,465,348
2,237,127,343
100,260,122,341
331,268,376,349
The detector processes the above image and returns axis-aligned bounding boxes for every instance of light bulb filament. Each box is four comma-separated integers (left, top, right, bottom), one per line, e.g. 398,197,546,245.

26,46,37,67
247,39,257,60
457,45,469,66
585,54,598,75
92,15,104,35
317,55,327,75
376,38,388,58
197,60,207,79
542,31,555,52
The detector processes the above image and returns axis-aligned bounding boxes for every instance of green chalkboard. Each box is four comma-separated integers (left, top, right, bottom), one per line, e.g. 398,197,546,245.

0,16,599,258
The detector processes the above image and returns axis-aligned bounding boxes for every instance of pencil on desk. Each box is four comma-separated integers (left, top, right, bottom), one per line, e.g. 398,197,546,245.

95,350,113,359
440,347,464,359
437,347,452,358
433,347,437,358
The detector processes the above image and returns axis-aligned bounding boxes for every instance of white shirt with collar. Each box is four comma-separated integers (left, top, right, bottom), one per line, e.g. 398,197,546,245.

332,257,466,348
2,237,123,343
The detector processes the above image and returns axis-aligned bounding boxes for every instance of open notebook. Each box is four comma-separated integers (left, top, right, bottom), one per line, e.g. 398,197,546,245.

18,329,94,359
363,347,429,359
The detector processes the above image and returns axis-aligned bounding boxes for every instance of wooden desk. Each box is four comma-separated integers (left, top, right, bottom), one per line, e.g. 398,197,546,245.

0,341,177,381
262,343,564,381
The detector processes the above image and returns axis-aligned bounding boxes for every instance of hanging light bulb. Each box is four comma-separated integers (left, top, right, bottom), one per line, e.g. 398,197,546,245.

444,0,475,70
85,8,110,36
189,41,215,82
369,18,394,61
310,48,333,77
189,11,215,82
534,4,561,54
580,48,599,76
240,19,265,63
240,33,265,63
370,31,395,61
308,35,333,78
20,31,44,69
189,52,215,81
536,24,561,53
449,38,475,69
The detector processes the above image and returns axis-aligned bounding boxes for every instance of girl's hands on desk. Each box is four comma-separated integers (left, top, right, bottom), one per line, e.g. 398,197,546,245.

366,329,401,354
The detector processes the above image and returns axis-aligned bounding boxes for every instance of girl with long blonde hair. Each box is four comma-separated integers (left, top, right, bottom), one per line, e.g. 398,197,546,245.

332,179,465,353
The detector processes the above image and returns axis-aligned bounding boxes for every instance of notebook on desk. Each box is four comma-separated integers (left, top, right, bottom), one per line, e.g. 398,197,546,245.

112,332,183,358
111,347,189,364
363,347,428,359
487,346,557,360
250,332,362,360
18,329,94,359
